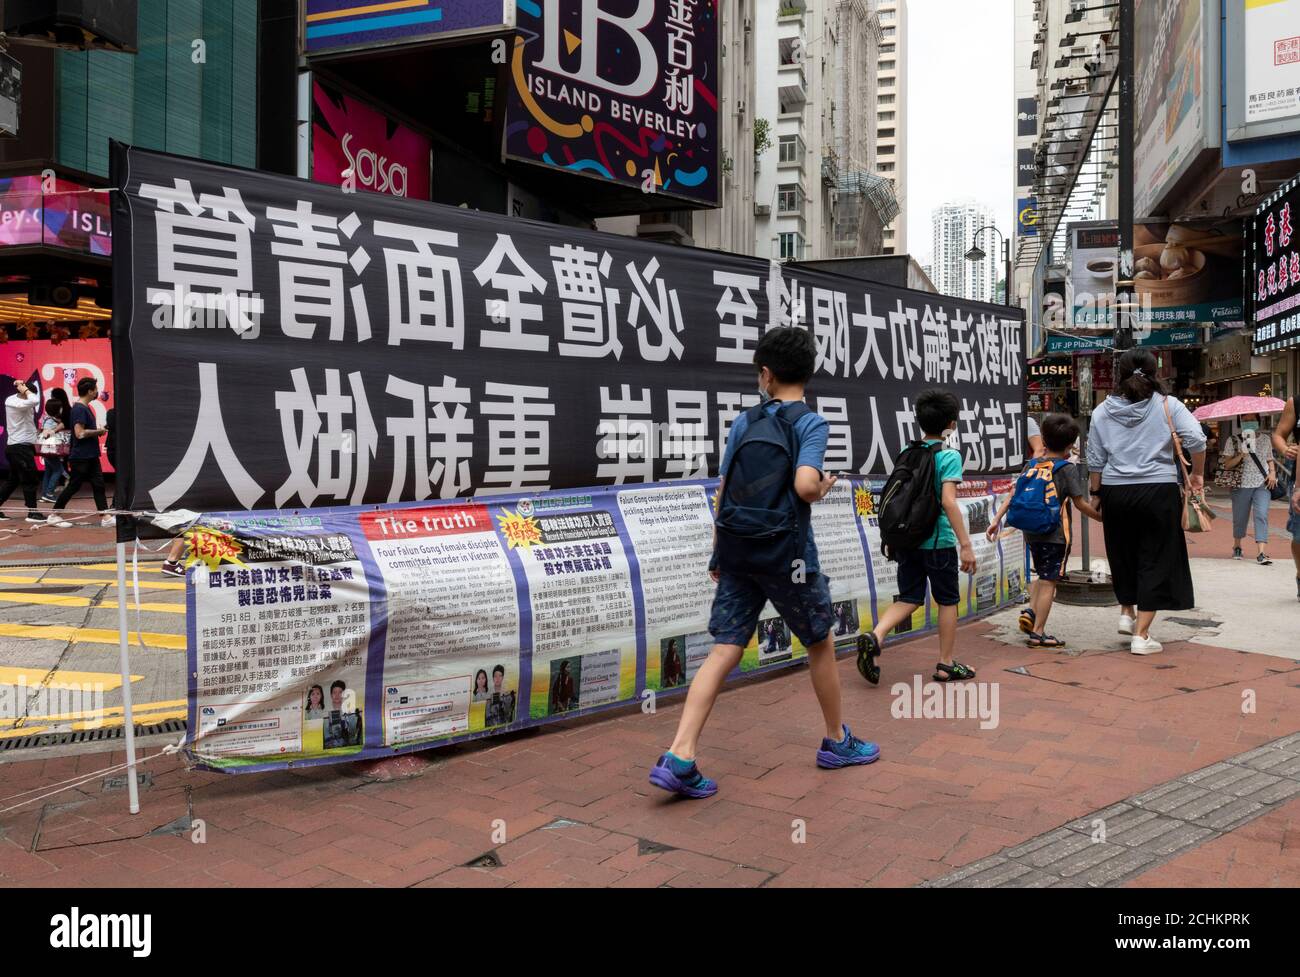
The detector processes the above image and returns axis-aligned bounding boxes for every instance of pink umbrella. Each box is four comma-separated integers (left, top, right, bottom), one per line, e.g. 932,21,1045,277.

1192,395,1287,421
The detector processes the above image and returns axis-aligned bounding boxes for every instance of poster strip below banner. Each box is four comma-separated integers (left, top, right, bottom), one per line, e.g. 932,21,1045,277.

184,476,1027,772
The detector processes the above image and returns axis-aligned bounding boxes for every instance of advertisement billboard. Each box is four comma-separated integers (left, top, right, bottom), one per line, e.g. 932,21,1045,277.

1017,96,1038,138
1069,221,1120,326
502,0,720,206
1133,0,1219,218
1017,197,1038,236
1133,219,1245,324
1227,0,1300,142
1250,172,1300,354
0,174,111,255
303,0,512,57
311,79,432,200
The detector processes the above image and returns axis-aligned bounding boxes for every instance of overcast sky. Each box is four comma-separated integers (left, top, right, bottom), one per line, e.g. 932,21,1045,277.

905,0,1015,266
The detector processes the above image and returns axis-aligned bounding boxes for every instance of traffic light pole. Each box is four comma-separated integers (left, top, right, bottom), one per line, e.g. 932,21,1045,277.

1115,0,1135,352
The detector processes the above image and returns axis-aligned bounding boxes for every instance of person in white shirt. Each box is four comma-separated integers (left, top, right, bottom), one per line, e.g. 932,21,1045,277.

1,379,46,523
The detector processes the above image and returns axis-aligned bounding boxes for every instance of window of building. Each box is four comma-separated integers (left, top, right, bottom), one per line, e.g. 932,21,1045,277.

56,0,258,176
878,93,895,105
880,76,895,87
882,26,896,38
777,184,803,214
879,60,895,70
879,8,895,20
880,43,895,54
878,144,895,156
879,162,895,172
877,127,895,138
778,134,803,164
778,231,805,260
878,110,895,122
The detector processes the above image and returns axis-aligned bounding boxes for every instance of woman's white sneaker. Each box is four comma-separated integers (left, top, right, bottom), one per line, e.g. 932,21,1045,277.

1130,635,1163,655
1118,614,1136,636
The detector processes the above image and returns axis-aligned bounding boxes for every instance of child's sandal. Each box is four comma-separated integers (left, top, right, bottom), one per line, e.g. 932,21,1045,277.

1027,633,1065,648
933,661,976,682
1018,608,1036,634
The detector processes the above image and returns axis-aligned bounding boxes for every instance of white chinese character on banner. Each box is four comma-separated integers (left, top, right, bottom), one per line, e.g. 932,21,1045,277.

480,382,555,493
267,203,371,342
976,314,1003,385
625,257,685,361
857,396,895,475
889,300,922,381
895,397,919,448
716,391,760,452
921,305,951,384
666,24,694,71
662,390,714,480
1003,401,1025,469
817,397,853,472
714,271,761,364
140,178,264,333
149,362,263,510
1000,318,1023,385
982,401,1007,471
767,265,807,328
386,374,474,500
552,244,623,359
374,221,465,348
959,398,986,471
274,368,377,507
851,294,889,379
474,233,549,351
950,310,975,383
812,288,851,377
596,385,655,483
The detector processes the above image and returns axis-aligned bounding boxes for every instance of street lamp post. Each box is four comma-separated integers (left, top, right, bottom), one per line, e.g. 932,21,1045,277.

965,225,1013,307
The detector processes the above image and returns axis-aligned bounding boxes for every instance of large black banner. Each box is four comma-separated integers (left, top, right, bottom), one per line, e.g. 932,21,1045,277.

111,143,1026,514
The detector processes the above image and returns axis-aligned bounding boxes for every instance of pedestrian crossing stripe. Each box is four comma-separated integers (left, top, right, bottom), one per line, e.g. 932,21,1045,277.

0,574,185,590
0,665,141,691
0,592,184,614
0,623,186,650
0,698,186,728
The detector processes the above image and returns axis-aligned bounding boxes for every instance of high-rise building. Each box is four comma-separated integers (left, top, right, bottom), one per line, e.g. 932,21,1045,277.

931,201,999,303
874,0,906,254
753,0,895,262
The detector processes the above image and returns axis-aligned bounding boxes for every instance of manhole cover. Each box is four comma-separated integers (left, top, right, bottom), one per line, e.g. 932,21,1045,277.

103,772,152,793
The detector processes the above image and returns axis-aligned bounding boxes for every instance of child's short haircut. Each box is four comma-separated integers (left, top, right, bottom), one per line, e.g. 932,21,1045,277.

1040,413,1080,453
915,389,960,437
754,326,816,384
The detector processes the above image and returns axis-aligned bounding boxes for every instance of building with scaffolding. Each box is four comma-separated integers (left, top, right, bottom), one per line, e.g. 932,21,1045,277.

754,0,896,261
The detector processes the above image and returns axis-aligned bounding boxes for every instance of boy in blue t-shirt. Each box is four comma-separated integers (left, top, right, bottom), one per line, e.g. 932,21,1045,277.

858,389,978,685
649,327,880,799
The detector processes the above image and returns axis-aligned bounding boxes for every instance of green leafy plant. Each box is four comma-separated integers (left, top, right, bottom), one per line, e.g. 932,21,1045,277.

754,118,773,158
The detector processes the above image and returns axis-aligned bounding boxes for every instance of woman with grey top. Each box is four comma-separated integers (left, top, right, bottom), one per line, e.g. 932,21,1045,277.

1086,349,1206,656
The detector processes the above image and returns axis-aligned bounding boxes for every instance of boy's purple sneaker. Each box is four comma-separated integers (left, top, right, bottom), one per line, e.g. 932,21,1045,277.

816,725,880,769
648,753,718,799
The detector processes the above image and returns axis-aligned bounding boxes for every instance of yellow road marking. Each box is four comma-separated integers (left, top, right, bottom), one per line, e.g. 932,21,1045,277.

0,698,186,727
0,574,185,590
0,623,185,650
0,665,140,691
6,564,169,574
0,591,183,613
0,726,48,739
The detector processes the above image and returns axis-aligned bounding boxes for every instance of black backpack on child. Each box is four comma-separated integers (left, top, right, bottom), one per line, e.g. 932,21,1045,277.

877,441,944,562
713,401,813,577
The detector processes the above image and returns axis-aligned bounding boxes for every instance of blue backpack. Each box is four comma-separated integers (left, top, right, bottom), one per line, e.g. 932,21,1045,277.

1006,458,1069,536
712,401,813,577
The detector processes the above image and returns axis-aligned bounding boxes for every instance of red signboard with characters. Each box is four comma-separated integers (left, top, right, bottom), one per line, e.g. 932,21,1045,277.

0,339,116,472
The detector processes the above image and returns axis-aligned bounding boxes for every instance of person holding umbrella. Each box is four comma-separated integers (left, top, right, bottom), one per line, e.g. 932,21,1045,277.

1220,412,1278,564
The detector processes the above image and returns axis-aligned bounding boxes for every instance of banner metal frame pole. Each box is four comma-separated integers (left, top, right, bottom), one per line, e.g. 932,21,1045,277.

115,539,141,815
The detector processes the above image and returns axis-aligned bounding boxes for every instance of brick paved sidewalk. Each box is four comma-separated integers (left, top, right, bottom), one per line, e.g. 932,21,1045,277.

3,618,1297,888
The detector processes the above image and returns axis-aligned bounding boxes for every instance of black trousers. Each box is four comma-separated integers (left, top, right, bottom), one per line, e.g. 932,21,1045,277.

0,443,39,513
54,457,108,512
1100,483,1195,612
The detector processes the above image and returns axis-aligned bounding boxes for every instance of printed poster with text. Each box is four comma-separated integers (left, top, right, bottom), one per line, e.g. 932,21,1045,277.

510,496,639,720
190,523,371,766
360,504,523,747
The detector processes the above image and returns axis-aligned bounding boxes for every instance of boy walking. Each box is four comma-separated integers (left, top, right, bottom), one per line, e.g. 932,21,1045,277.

649,327,879,800
987,413,1101,648
857,389,978,685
